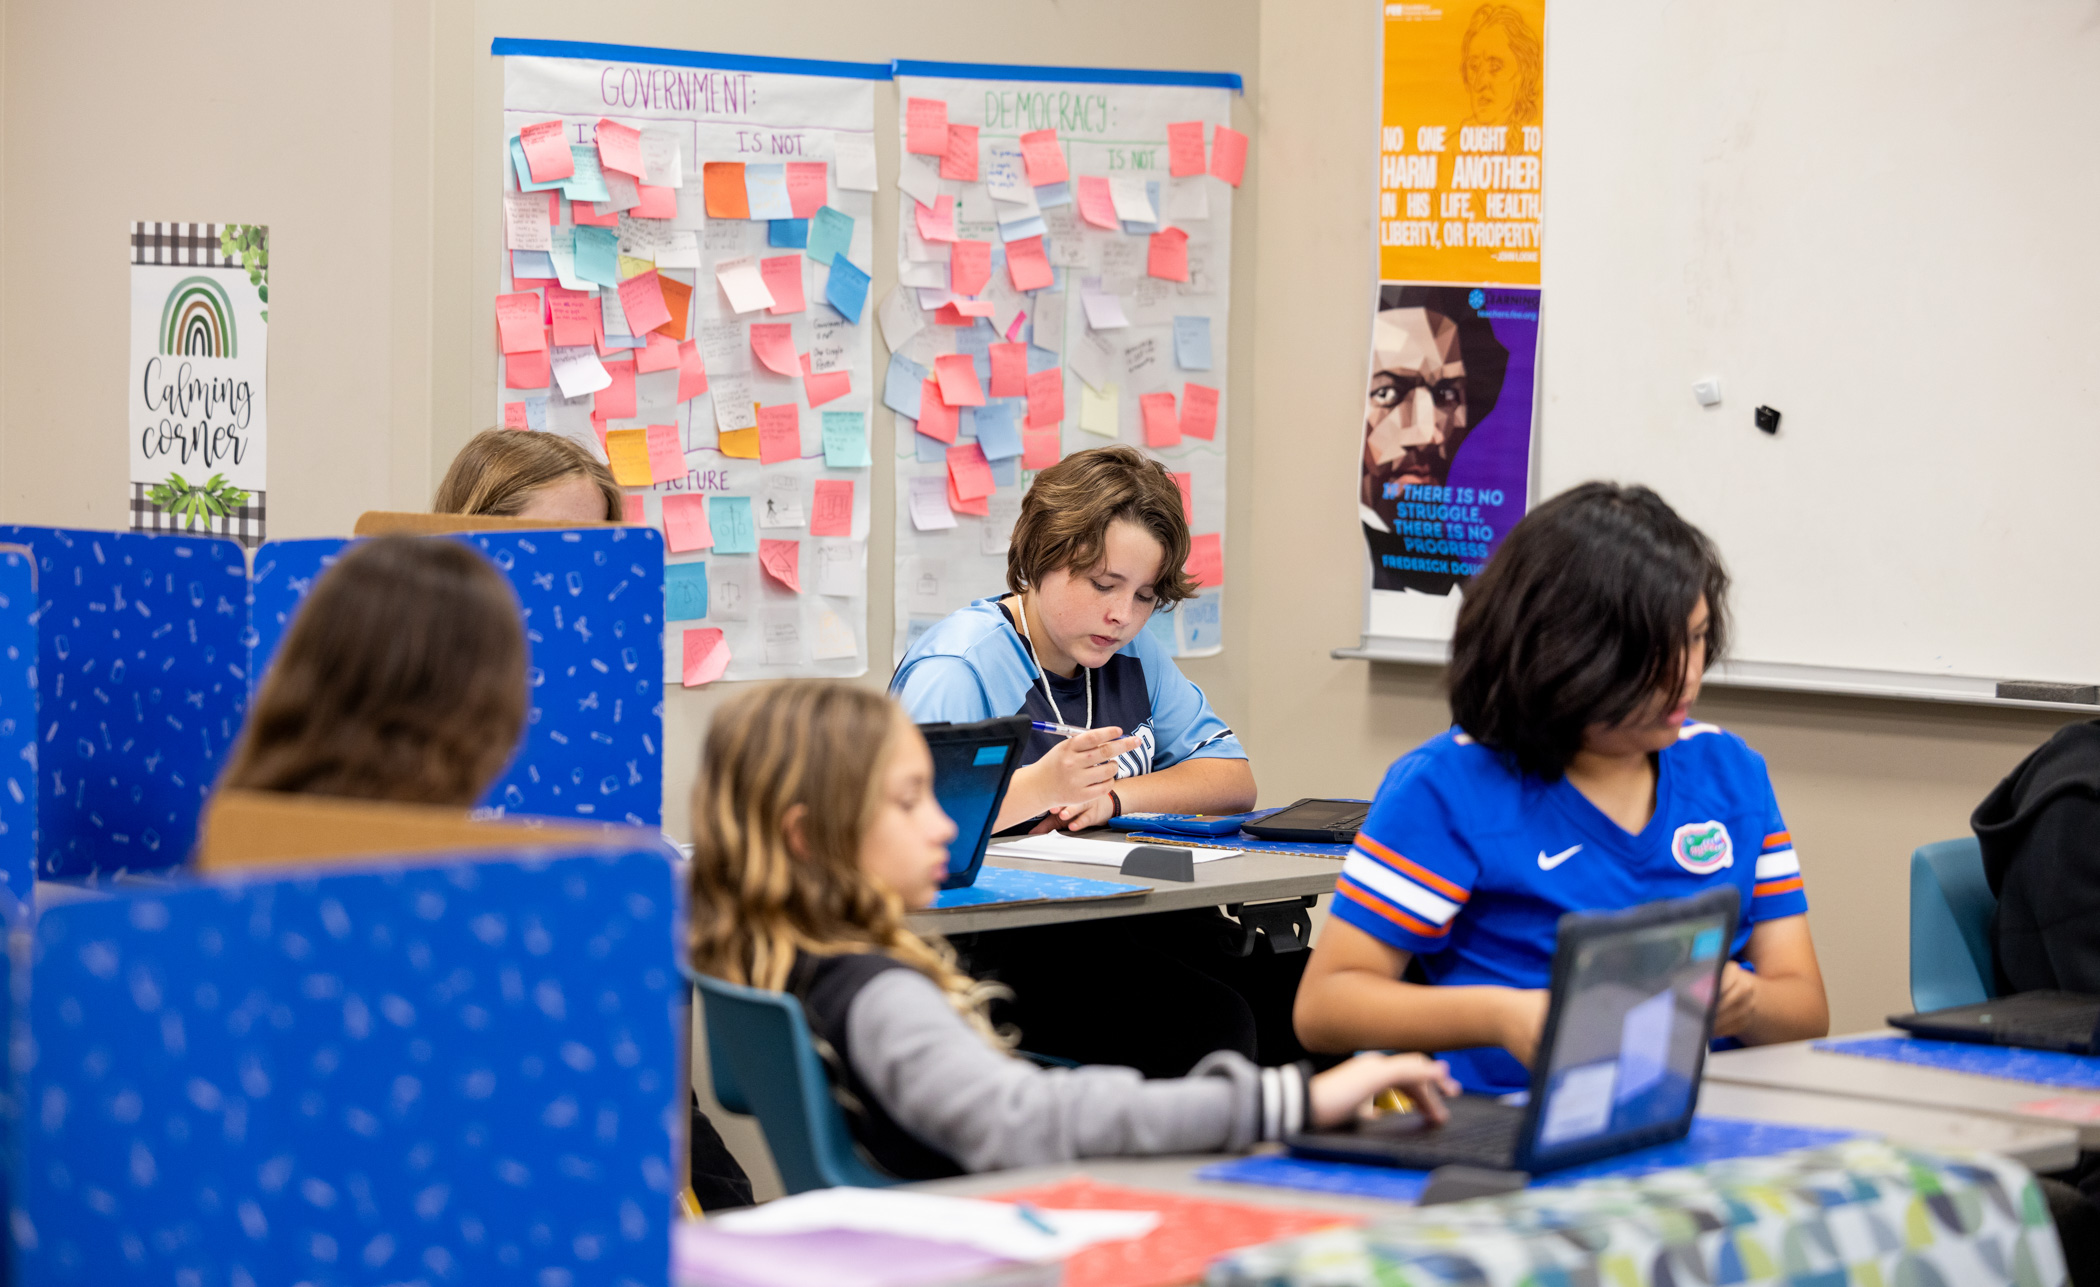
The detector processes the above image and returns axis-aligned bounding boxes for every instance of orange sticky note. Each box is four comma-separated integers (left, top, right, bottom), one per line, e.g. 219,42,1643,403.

598,357,637,419
1186,532,1224,587
548,287,597,347
906,97,949,156
1181,382,1220,440
503,401,529,430
989,343,1029,398
704,162,751,218
946,470,990,517
1140,392,1181,447
1025,367,1065,428
934,354,986,407
682,627,730,686
1076,176,1119,230
750,323,801,377
656,276,692,341
662,494,713,552
719,426,761,459
605,428,652,486
942,124,979,181
1210,125,1248,186
950,240,991,296
677,339,709,402
760,255,806,315
518,121,574,183
917,378,959,443
786,162,829,218
634,183,677,219
757,403,801,465
1171,471,1194,521
622,494,645,523
1023,427,1062,470
759,539,802,593
1020,129,1067,185
1005,235,1054,293
619,270,673,335
915,195,957,244
595,119,645,177
811,479,853,537
637,331,682,373
800,352,852,408
946,442,995,501
1167,122,1207,177
496,292,546,353
1148,228,1191,282
646,423,685,483
505,344,550,389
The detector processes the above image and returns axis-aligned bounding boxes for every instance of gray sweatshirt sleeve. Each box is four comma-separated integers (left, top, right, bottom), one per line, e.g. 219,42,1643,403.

844,967,1308,1173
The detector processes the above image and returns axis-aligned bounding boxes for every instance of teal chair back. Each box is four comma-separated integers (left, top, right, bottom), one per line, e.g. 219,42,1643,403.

692,971,896,1193
1909,837,2000,1012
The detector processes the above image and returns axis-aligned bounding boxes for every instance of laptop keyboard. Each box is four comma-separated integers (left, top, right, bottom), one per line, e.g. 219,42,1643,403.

1995,1011,2100,1045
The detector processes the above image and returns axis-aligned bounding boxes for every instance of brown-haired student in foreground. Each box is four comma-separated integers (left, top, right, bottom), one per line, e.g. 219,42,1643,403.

688,680,1458,1179
433,428,623,524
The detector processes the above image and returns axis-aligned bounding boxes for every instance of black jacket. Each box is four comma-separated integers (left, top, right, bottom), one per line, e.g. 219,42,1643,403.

1974,720,2100,995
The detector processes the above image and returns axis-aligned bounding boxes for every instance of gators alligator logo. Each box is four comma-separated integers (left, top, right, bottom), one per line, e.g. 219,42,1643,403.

1671,821,1733,875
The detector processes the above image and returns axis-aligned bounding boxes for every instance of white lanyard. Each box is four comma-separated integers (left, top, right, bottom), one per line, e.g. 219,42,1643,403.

1012,598,1091,731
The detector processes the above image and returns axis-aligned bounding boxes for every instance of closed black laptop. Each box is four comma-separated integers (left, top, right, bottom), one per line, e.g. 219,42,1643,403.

1889,992,2100,1055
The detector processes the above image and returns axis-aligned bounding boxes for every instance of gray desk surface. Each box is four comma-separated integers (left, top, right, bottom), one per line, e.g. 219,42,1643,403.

1708,1027,2100,1147
905,850,1342,936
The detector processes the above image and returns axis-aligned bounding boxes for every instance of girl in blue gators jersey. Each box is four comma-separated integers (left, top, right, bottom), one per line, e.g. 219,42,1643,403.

1295,482,1829,1095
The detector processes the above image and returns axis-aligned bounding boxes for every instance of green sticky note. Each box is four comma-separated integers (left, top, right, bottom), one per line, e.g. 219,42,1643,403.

822,410,870,468
807,206,854,268
710,496,757,554
667,562,709,621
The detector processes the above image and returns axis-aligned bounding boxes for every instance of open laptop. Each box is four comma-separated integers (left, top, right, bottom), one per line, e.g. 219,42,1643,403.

1286,886,1739,1175
1888,993,2100,1054
919,717,1030,891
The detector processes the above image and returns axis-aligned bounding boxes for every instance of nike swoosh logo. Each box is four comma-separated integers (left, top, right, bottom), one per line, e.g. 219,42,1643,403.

1538,844,1582,870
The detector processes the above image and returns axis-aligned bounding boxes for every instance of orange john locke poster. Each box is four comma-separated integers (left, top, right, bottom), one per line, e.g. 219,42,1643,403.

1361,1,1544,610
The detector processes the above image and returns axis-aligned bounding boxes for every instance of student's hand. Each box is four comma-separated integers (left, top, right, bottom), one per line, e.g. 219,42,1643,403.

1047,794,1119,831
1308,1053,1460,1129
1030,726,1140,810
1496,988,1552,1067
1713,962,1759,1038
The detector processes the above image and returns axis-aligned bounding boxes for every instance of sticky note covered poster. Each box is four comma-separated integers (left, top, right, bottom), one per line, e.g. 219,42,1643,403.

129,222,270,547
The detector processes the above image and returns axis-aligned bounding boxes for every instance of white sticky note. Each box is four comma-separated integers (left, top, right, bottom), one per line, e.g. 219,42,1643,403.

813,609,857,660
1081,291,1130,330
816,540,862,597
710,562,752,621
898,153,944,208
833,131,878,192
600,169,643,214
1108,177,1157,225
504,192,552,252
654,231,702,270
981,490,1022,557
1068,329,1116,391
879,285,926,353
550,345,613,398
1164,177,1210,221
908,474,958,531
899,259,950,289
763,617,803,667
716,256,776,315
711,371,757,432
759,474,808,528
699,320,751,376
640,129,683,188
1031,290,1065,353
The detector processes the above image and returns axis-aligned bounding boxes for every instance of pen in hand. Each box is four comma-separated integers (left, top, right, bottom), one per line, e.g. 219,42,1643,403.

1030,720,1089,739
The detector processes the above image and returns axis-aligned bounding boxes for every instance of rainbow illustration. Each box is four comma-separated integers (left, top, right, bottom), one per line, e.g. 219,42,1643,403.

158,276,238,358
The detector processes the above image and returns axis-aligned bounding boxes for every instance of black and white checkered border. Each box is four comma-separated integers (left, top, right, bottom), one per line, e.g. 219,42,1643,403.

130,483,267,549
131,222,237,268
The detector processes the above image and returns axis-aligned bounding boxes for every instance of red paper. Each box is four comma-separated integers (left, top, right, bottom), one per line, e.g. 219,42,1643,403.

760,255,806,314
905,97,949,155
945,470,991,517
934,354,986,407
914,194,957,243
950,240,991,296
759,539,802,593
548,287,597,347
496,292,546,353
941,123,979,181
988,343,1029,398
598,357,637,419
750,323,802,377
634,183,677,219
618,270,673,335
636,332,681,373
1076,176,1120,230
1210,125,1249,186
682,628,730,686
571,202,618,228
703,162,750,219
1025,367,1065,428
931,303,971,327
502,402,529,430
505,344,550,389
1019,129,1068,185
594,119,645,177
656,277,693,341
1171,471,1194,521
946,442,995,501
1181,382,1220,440
622,494,645,523
1167,121,1207,177
1185,532,1223,587
661,493,713,553
757,404,801,465
916,378,959,443
646,423,685,483
984,1179,1353,1287
800,352,852,408
677,339,710,403
1140,392,1180,447
785,162,828,218
810,479,853,537
1147,228,1191,282
1022,427,1061,470
1005,235,1054,292
518,121,574,183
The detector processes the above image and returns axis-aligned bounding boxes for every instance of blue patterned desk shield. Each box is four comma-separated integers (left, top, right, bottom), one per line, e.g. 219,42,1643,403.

0,547,36,906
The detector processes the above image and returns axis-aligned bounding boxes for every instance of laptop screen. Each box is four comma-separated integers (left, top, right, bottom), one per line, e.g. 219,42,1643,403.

1524,911,1729,1169
921,717,1028,889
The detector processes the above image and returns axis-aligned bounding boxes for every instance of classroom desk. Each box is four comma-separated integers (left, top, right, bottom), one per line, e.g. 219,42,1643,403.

1708,1027,2100,1148
905,851,1341,936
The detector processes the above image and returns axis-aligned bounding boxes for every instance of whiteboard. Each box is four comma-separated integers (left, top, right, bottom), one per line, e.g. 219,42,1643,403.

1367,0,2100,693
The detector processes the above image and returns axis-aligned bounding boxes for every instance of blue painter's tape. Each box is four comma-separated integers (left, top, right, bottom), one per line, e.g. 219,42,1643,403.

493,37,892,81
892,59,1242,93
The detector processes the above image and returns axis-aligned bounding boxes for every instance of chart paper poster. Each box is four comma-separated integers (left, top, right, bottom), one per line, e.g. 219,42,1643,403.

129,222,270,547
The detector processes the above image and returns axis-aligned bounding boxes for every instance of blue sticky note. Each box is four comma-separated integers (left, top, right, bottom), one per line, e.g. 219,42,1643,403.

1121,181,1162,235
914,428,946,462
769,218,809,248
1027,344,1061,374
667,563,709,621
574,226,620,286
990,457,1019,487
807,206,855,267
1174,316,1214,371
1034,181,1071,208
822,411,871,468
975,401,1022,461
1182,593,1222,651
884,353,928,420
510,249,556,280
744,163,792,220
956,325,992,361
1000,215,1049,243
826,254,871,324
562,145,611,203
510,137,567,193
710,497,757,555
525,396,548,432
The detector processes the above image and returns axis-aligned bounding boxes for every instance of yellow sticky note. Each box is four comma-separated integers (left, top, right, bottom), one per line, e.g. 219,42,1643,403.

1079,382,1121,438
719,425,761,459
618,253,655,280
605,428,653,485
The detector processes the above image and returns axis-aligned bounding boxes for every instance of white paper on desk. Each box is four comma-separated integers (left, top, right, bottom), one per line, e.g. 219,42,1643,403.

711,1187,1159,1262
988,831,1238,866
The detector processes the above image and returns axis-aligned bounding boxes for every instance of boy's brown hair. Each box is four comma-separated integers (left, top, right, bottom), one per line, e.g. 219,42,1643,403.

1005,445,1196,605
433,429,622,520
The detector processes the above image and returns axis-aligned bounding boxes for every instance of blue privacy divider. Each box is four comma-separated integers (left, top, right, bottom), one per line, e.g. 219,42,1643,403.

927,864,1147,910
1816,1034,2100,1090
0,527,249,878
16,843,684,1285
244,537,344,677
0,548,36,904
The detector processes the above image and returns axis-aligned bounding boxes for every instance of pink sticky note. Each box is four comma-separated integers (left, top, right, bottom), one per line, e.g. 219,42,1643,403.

946,443,995,501
548,287,597,348
1167,122,1207,177
598,357,638,419
1023,427,1061,470
759,539,802,593
1140,391,1181,447
1005,235,1054,293
785,162,828,218
950,240,991,296
519,121,574,183
572,200,619,228
682,628,730,686
1076,176,1120,230
1186,532,1224,587
917,379,959,443
750,323,802,377
1181,382,1220,440
1210,125,1248,186
677,339,710,403
1020,129,1068,185
634,183,678,219
662,494,713,553
905,97,949,156
1025,367,1065,428
761,255,806,315
503,402,529,430
1148,228,1191,282
811,479,853,537
757,403,801,464
953,298,995,317
915,195,957,244
934,354,986,407
506,345,550,389
595,119,645,177
637,332,681,373
800,351,852,408
623,495,645,523
946,470,991,517
941,124,979,181
646,423,686,483
1171,471,1194,521
496,292,546,353
989,343,1029,398
619,270,674,335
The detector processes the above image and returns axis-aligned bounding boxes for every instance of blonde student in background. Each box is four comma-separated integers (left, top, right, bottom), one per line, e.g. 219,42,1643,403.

434,428,623,524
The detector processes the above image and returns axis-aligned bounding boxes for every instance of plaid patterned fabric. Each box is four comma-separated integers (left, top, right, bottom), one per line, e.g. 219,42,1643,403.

130,222,237,267
129,483,267,550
